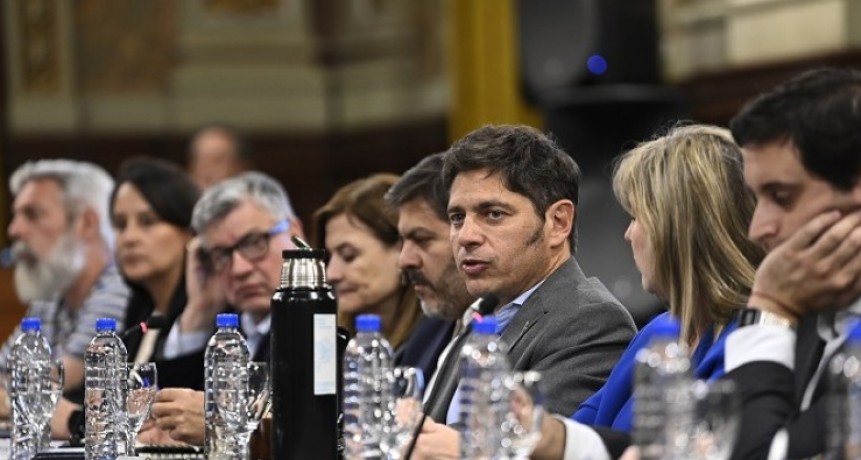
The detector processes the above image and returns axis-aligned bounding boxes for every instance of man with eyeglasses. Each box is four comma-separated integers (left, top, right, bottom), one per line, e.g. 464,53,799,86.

139,171,305,445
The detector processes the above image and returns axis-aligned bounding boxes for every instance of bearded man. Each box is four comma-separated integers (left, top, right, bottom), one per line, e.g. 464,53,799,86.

0,159,129,410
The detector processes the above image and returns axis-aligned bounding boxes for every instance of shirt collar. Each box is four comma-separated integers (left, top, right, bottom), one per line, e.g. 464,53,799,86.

241,312,271,339
817,295,861,341
457,280,546,324
510,281,544,307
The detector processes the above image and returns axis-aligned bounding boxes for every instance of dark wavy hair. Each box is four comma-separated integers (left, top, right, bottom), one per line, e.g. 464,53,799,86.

110,157,200,230
730,68,861,191
442,124,581,250
385,152,449,220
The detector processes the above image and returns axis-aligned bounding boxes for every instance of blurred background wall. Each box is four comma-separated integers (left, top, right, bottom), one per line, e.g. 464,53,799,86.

2,0,861,336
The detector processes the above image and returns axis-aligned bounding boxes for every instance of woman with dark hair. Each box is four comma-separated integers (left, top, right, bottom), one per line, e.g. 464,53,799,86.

52,157,203,441
109,157,201,382
313,173,423,354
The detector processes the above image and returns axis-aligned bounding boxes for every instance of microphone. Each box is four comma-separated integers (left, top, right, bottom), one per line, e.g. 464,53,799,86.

0,247,13,268
468,293,499,318
404,294,500,459
120,316,168,339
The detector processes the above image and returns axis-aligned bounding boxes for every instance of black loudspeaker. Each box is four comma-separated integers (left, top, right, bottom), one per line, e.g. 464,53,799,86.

517,0,680,327
517,0,659,104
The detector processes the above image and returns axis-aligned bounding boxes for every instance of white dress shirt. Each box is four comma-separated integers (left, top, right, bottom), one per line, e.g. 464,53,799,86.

163,312,271,359
724,296,861,459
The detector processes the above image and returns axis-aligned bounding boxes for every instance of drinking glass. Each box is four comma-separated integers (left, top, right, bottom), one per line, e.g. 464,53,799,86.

125,362,158,452
383,366,424,459
218,361,271,460
683,379,740,460
503,371,545,458
241,362,272,437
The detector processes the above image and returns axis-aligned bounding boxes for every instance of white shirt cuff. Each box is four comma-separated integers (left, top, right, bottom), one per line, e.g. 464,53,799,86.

558,416,612,460
767,428,789,460
162,324,211,360
725,324,796,372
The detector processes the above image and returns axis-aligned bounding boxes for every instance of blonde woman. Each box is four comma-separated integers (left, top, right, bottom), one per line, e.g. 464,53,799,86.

571,124,765,432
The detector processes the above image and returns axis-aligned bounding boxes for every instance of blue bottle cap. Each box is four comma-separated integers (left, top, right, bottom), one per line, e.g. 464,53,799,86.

21,317,41,332
474,316,498,335
651,314,682,339
95,318,117,332
848,321,861,343
355,314,381,333
216,313,239,328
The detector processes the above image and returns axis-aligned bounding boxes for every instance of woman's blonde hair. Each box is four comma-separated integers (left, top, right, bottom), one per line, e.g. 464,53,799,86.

313,173,422,349
613,124,764,344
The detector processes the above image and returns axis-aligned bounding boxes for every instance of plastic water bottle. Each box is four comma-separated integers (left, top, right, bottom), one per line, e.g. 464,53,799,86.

343,314,394,459
204,313,249,460
9,317,52,460
633,315,693,460
85,317,128,460
458,315,513,460
826,322,861,459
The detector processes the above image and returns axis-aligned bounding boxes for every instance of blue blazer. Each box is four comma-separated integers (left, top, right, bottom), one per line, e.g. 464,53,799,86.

572,311,737,432
395,315,455,387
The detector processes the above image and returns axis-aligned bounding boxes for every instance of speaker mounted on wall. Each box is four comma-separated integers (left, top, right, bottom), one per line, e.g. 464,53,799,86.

517,0,660,106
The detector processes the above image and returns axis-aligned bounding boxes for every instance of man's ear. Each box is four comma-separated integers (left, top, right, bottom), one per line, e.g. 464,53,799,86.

545,200,575,248
76,208,102,241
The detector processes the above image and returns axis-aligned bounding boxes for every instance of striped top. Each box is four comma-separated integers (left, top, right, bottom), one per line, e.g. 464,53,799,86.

0,263,130,366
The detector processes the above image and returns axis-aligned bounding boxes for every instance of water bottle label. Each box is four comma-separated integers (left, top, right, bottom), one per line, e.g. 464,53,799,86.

314,314,337,395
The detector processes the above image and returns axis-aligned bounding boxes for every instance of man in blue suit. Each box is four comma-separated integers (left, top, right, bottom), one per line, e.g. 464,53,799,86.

386,153,475,389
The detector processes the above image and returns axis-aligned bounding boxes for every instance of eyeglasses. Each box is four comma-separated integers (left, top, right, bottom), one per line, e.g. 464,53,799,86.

200,220,290,274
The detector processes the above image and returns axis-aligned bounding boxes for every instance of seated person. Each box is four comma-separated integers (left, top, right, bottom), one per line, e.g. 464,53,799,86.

52,157,205,440
137,171,305,445
386,153,478,389
110,157,203,386
531,125,764,459
410,125,636,458
723,68,861,459
186,122,251,190
313,174,423,356
1,159,129,414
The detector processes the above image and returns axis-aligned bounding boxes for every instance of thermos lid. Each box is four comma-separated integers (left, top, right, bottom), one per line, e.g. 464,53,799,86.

216,313,240,328
95,318,117,332
21,317,41,332
280,249,328,288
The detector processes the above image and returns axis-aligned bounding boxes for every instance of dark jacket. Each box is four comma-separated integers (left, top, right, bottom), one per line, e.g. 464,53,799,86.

123,279,205,390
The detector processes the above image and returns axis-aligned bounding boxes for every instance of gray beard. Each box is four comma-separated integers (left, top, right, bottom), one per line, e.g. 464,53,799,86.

13,234,85,303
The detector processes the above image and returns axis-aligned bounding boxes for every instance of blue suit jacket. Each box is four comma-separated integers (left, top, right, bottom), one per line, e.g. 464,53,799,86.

395,315,455,387
572,311,737,432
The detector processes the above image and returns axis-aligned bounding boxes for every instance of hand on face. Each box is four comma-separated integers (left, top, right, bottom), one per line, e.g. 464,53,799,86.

180,236,227,332
751,210,861,320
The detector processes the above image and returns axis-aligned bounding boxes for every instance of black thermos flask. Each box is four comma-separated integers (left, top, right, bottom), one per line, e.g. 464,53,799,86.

271,248,340,458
